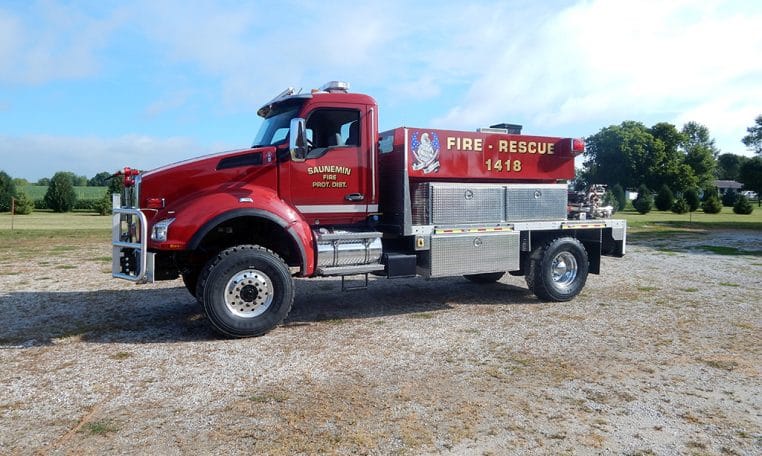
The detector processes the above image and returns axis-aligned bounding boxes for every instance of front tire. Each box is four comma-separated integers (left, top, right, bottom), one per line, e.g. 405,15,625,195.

200,245,294,338
526,237,588,302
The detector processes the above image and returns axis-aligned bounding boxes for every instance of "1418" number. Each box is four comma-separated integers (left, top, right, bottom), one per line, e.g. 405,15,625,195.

485,158,522,172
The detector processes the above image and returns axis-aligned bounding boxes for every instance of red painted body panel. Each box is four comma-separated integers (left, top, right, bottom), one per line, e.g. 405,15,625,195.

138,146,315,275
400,127,579,182
285,99,374,225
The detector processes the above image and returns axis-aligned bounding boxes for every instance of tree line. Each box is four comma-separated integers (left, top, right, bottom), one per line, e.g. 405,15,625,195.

0,170,123,215
578,115,762,213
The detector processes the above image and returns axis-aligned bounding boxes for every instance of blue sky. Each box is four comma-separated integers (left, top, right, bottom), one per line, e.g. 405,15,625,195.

1,0,761,181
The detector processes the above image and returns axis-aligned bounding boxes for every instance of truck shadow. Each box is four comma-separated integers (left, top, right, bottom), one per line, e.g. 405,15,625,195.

0,277,534,347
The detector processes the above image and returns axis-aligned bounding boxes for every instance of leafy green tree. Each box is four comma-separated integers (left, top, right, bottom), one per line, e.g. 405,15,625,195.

36,177,50,186
716,153,747,180
655,184,674,211
12,177,29,187
88,171,112,187
702,194,722,213
0,171,16,212
585,122,668,190
44,172,77,212
682,121,720,157
671,197,689,214
680,122,717,188
107,175,124,195
611,184,626,212
13,190,34,215
733,195,754,214
742,115,762,155
633,184,653,214
738,156,762,206
684,188,700,212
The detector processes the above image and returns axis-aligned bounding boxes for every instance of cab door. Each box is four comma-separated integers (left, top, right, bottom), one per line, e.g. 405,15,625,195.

288,105,370,225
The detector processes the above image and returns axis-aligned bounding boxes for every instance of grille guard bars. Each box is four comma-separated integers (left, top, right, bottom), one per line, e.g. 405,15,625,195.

111,194,155,283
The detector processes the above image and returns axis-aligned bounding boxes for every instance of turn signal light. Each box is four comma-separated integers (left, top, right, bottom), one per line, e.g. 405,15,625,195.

146,197,165,209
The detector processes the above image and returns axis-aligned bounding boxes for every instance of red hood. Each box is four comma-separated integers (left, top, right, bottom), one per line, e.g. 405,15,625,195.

136,146,278,217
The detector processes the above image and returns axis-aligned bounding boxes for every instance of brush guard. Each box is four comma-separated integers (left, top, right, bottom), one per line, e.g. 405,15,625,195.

111,194,155,283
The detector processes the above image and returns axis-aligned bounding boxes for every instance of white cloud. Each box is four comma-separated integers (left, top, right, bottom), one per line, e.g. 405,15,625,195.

432,0,762,152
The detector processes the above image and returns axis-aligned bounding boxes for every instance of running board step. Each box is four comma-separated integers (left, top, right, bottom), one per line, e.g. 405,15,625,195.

316,263,385,276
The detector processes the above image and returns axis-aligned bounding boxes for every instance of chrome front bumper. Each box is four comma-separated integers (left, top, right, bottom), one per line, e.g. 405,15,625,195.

111,194,155,283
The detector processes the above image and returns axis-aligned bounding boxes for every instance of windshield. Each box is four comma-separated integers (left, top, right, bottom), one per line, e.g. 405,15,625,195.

252,103,301,147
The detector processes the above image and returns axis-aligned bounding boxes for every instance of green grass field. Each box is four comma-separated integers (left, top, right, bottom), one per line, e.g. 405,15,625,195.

0,212,111,233
617,206,762,234
22,185,107,200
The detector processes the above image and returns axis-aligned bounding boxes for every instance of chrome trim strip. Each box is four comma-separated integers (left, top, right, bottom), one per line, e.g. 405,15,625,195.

370,107,376,202
296,204,379,214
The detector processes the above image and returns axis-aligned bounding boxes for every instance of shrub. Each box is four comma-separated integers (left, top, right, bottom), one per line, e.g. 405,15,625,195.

722,191,738,207
44,172,77,212
733,195,754,214
702,194,722,214
0,170,15,212
611,184,626,212
94,191,113,216
34,198,48,210
684,188,700,212
633,184,653,214
671,197,689,214
655,184,674,211
73,199,98,211
13,191,34,215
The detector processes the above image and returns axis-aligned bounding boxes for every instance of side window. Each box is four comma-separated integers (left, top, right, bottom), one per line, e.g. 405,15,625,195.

306,109,360,149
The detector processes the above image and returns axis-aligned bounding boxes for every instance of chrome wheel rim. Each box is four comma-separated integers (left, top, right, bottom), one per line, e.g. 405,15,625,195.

551,252,578,289
224,269,273,318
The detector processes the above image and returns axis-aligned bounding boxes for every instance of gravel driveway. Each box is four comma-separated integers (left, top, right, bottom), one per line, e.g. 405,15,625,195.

1,230,760,455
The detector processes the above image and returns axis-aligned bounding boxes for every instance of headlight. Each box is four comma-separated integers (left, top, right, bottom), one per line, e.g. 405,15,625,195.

151,218,175,242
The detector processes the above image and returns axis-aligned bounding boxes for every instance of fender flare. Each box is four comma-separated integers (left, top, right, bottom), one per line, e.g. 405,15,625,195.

187,208,311,275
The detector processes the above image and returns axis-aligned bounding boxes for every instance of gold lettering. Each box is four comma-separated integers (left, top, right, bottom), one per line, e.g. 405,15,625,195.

447,136,456,150
474,138,483,152
498,140,508,152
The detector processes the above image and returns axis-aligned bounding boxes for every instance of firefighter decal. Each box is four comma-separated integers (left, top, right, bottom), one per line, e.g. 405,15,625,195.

411,131,440,174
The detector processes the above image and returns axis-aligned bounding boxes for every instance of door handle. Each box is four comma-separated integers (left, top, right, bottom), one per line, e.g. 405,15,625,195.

345,193,364,202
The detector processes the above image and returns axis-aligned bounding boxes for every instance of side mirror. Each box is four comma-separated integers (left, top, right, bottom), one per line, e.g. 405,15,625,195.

289,118,308,162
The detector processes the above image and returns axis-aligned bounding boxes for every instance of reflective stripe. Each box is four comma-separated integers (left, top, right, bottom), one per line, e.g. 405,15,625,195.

296,204,379,214
434,226,514,234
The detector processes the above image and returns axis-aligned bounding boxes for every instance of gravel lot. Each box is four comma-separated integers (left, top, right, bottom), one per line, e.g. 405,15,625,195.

1,230,760,455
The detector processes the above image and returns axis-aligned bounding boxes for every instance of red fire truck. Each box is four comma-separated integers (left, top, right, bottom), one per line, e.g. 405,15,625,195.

112,81,626,337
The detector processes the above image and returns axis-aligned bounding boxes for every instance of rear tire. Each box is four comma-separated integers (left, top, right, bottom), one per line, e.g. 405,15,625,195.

200,245,294,338
526,237,588,302
463,272,505,283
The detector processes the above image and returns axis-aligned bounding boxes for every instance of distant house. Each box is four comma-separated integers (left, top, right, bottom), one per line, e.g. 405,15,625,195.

714,180,743,195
